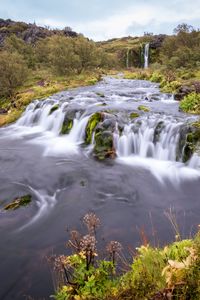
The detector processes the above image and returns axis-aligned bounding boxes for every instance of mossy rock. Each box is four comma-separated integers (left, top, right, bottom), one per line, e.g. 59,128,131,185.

49,104,59,115
138,105,150,112
94,130,116,160
61,119,73,134
180,126,200,162
96,92,105,98
4,194,32,211
85,112,103,144
153,121,165,143
130,112,140,119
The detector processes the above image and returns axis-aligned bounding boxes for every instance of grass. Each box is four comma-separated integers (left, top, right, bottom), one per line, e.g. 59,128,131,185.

52,213,200,300
0,69,101,127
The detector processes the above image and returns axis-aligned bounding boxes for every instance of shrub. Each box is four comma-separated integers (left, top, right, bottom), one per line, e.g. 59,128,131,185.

180,92,200,113
0,50,28,97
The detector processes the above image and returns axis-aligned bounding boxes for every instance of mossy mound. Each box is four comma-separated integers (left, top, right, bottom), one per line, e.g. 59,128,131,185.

178,124,200,162
85,112,103,144
130,112,140,119
49,104,59,115
94,130,116,160
61,119,73,134
4,194,32,210
138,105,150,112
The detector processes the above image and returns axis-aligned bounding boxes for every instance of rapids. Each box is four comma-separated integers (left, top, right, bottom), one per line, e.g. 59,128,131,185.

0,76,200,299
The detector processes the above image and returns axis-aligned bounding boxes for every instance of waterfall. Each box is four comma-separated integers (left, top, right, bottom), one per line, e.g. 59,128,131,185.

126,48,130,69
114,115,183,162
144,43,150,69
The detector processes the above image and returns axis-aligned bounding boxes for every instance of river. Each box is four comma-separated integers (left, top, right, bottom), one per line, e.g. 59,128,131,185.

0,76,200,299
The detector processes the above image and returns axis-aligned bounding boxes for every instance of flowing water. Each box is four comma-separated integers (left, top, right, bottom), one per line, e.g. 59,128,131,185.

0,76,200,299
144,43,150,69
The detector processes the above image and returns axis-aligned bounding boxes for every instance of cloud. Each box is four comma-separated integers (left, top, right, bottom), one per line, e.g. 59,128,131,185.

0,0,199,40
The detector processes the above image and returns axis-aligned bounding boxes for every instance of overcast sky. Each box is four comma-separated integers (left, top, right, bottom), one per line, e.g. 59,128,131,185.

0,0,200,41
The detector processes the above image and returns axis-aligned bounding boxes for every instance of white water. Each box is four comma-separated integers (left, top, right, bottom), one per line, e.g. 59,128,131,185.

144,43,150,69
114,115,182,161
114,114,200,182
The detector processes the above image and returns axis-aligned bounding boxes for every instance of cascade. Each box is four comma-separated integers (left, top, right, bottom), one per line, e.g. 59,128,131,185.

144,43,150,69
114,115,184,162
126,48,130,69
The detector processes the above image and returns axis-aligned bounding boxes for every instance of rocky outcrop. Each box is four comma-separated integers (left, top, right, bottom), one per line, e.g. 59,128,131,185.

175,81,200,101
0,18,78,46
149,35,166,49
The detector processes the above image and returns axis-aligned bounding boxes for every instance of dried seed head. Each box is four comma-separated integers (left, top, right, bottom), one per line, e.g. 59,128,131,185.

53,255,68,271
106,241,122,254
80,234,96,252
83,213,100,233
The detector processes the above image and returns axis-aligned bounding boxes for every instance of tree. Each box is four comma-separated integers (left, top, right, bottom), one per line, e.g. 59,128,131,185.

173,23,194,34
47,36,80,75
0,51,28,97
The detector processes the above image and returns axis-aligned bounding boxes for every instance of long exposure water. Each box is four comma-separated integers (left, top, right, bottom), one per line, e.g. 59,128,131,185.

0,76,200,299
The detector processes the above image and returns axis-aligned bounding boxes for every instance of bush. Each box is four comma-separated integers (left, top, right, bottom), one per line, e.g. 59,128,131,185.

0,50,28,97
180,92,200,113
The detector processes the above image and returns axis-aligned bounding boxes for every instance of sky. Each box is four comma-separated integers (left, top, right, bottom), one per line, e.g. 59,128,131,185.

0,0,200,41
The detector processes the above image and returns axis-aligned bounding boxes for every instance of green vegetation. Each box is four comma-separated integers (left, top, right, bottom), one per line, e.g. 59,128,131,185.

4,194,32,210
52,213,200,300
180,93,200,114
0,33,115,127
130,112,140,119
138,105,150,112
85,113,103,144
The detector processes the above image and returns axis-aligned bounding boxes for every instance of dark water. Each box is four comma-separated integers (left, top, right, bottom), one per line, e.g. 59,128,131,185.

0,77,199,299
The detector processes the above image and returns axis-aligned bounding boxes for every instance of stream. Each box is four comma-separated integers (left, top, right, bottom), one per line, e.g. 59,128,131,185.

0,76,200,299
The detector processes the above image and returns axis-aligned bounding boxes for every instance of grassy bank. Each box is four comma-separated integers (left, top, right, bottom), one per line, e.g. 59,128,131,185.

123,68,200,114
51,213,200,300
0,69,101,127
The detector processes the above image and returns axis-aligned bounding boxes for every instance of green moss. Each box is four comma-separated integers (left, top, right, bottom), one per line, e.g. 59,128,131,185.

182,128,200,162
61,119,73,135
4,194,32,210
180,92,200,114
138,105,150,112
85,112,102,144
130,112,140,119
49,104,59,115
94,130,115,160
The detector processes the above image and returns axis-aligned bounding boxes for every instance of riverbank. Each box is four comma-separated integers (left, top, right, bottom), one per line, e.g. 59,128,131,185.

53,213,200,300
0,70,101,127
123,68,200,114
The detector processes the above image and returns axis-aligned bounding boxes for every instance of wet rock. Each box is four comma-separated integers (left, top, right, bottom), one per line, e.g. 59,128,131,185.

61,107,85,134
49,104,59,115
4,194,32,210
153,121,165,143
130,112,140,119
94,130,116,160
175,85,195,101
85,112,103,144
138,105,150,112
177,124,200,162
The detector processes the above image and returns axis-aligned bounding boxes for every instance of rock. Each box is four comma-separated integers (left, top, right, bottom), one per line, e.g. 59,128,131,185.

0,18,78,46
149,34,166,49
138,105,150,112
49,104,59,115
85,112,103,144
4,194,32,210
61,108,84,135
130,112,140,119
177,124,200,162
94,130,116,160
0,108,7,114
175,85,195,101
153,121,165,143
